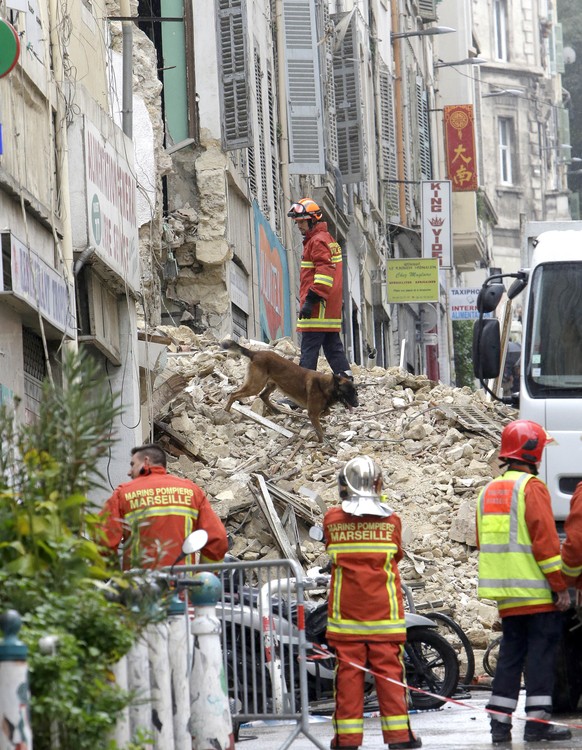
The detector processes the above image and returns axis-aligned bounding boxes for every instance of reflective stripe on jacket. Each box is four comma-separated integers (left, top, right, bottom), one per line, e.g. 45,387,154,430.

562,482,582,585
323,507,406,641
100,466,228,568
477,471,558,610
297,222,343,333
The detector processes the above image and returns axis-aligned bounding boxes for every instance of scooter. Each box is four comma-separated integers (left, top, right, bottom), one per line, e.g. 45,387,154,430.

217,554,459,713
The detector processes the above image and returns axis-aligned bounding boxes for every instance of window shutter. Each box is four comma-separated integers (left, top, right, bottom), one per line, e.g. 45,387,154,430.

558,106,571,161
217,0,251,149
333,12,363,183
554,23,564,73
282,0,325,174
416,77,432,180
267,66,281,234
321,1,339,167
254,48,269,215
379,65,399,215
417,0,436,22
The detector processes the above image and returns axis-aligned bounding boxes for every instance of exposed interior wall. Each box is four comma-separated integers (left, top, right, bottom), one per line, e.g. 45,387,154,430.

165,131,233,336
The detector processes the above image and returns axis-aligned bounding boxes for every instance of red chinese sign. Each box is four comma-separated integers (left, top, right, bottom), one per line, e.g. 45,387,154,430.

444,104,478,192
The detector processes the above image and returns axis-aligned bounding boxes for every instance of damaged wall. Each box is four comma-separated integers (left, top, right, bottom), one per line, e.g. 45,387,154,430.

165,134,233,334
107,0,172,327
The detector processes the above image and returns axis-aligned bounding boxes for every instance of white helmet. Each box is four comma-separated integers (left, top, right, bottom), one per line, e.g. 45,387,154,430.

338,456,393,517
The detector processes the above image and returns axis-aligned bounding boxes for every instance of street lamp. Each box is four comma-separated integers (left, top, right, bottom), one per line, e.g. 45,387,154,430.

434,56,487,68
391,25,456,40
482,88,524,98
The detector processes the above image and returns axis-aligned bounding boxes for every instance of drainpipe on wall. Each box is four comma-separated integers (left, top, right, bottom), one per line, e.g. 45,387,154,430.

391,0,406,225
274,0,298,342
119,0,133,138
48,0,76,352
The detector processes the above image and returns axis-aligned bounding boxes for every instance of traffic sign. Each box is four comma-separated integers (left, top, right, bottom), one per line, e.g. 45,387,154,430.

0,20,20,78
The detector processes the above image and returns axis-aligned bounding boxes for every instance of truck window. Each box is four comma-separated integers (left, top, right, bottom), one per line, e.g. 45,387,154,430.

526,262,582,396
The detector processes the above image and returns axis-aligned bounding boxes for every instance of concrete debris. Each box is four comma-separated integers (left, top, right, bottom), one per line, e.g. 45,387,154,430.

148,326,518,674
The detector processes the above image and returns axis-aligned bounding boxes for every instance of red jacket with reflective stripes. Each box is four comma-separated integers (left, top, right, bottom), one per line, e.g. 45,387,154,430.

100,466,228,568
297,222,343,333
323,506,406,642
562,482,582,588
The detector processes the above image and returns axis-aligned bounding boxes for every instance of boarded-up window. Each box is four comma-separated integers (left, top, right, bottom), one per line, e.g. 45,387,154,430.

282,0,325,174
333,12,363,183
217,0,251,149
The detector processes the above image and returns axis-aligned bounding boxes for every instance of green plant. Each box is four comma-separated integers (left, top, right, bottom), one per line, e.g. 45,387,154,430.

0,349,152,749
452,320,476,389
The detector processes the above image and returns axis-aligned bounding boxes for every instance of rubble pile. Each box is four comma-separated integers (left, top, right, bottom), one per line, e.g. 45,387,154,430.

149,326,517,673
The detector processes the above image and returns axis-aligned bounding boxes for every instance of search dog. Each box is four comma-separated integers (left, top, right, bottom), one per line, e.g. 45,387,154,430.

221,339,358,442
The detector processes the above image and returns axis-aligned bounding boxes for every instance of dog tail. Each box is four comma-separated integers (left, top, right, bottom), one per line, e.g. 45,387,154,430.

221,339,253,359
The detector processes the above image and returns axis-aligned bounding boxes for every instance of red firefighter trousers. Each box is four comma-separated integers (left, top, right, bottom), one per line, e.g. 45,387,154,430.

329,639,413,747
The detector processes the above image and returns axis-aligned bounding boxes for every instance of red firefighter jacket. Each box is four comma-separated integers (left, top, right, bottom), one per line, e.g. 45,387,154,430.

297,222,343,333
323,506,406,642
99,466,228,569
562,482,582,588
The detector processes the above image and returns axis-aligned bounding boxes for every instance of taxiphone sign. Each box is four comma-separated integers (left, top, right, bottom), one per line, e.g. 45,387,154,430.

85,120,139,291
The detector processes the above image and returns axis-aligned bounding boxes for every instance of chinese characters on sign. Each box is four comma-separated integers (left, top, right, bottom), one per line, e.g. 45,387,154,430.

444,104,478,192
422,181,452,268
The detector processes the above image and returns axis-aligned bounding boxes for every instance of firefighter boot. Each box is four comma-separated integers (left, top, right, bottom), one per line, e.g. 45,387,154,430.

388,732,422,749
490,718,512,744
523,721,572,742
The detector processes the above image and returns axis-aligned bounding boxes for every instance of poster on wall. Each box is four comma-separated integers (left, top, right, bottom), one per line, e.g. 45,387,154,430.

253,202,292,341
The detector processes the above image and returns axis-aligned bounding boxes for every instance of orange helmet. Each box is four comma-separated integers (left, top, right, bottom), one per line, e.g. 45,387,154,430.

498,420,553,465
287,198,322,222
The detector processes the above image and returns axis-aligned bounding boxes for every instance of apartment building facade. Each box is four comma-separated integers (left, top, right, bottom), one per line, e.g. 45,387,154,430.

0,0,144,486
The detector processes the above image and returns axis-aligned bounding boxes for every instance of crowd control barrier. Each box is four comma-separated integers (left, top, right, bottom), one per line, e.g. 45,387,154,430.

187,557,328,750
115,559,327,750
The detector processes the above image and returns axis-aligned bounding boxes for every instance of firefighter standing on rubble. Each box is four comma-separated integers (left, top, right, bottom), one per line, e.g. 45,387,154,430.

323,455,421,750
287,198,352,379
476,420,571,744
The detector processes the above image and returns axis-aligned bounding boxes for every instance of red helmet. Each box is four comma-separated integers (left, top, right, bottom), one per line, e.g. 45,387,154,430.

498,420,553,465
287,198,322,222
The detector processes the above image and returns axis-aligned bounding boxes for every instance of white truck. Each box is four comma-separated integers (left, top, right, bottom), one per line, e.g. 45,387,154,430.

474,220,582,712
473,220,582,525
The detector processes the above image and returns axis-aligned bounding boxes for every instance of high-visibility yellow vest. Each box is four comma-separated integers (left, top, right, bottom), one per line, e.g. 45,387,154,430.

477,471,558,611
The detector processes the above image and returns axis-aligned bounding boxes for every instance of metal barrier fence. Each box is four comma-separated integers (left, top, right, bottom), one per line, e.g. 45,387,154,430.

183,558,328,750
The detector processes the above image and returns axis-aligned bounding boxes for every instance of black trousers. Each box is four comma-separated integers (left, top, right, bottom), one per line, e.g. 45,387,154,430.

299,331,350,374
487,611,564,723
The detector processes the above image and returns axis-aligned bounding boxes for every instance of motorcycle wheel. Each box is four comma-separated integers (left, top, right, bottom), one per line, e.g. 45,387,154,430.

423,611,475,686
405,627,459,710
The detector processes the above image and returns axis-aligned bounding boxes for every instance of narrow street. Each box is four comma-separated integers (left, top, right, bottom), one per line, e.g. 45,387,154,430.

237,693,582,750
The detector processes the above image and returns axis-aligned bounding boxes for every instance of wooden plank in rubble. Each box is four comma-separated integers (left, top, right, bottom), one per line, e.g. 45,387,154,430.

150,372,188,418
265,481,324,523
253,473,301,565
153,420,208,464
231,402,295,438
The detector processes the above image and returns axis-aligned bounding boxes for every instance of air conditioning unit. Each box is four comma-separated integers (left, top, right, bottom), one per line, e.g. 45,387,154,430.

77,267,121,365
